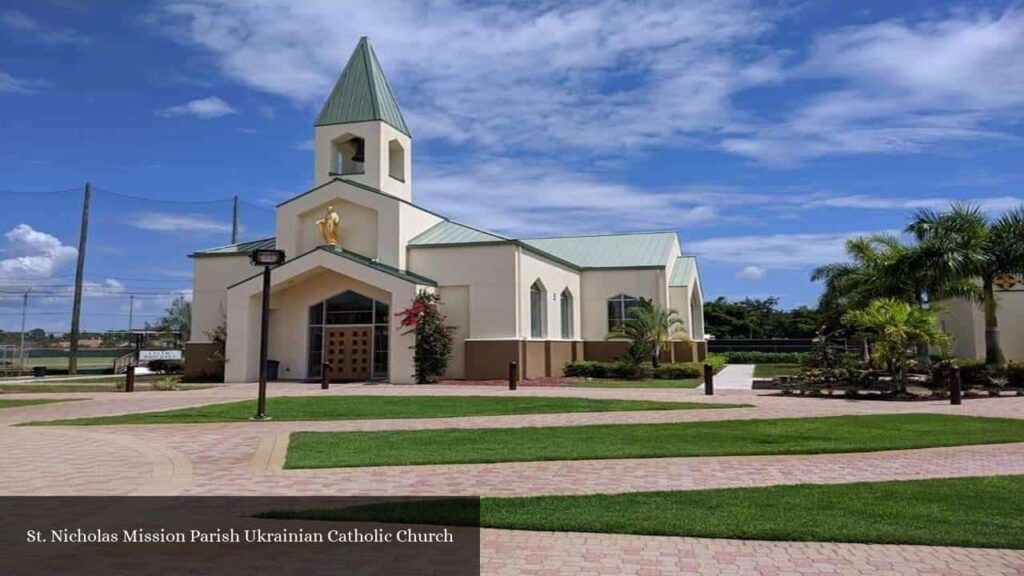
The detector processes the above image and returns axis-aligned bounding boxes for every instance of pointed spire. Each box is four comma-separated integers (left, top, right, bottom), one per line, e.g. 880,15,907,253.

315,36,410,136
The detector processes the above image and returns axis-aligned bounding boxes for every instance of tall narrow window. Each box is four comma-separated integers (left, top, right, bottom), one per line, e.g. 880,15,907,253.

388,139,405,181
530,280,546,339
607,294,639,332
560,289,574,339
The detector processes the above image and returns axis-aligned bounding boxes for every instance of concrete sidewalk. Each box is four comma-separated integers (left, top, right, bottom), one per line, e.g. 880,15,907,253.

713,364,755,390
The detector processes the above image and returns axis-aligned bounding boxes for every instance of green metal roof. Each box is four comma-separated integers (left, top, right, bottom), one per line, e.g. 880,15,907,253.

190,237,275,258
315,37,410,136
670,256,696,286
520,232,677,268
408,220,508,246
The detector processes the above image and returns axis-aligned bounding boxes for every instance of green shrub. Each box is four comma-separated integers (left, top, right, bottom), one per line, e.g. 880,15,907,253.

718,351,811,365
954,359,988,388
1008,363,1024,388
705,354,727,373
147,359,184,374
652,363,702,379
564,359,724,380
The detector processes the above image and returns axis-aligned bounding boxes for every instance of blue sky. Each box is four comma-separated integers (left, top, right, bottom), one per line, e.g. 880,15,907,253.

1,0,1023,332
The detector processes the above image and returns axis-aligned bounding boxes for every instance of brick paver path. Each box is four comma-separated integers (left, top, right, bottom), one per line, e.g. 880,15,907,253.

2,383,1023,575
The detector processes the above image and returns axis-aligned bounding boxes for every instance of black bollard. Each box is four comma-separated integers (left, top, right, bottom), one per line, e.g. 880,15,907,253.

125,364,135,393
704,363,714,395
321,362,330,390
950,366,962,405
508,361,518,391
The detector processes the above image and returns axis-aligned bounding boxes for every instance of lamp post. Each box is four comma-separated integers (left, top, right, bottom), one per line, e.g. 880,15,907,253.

250,248,286,420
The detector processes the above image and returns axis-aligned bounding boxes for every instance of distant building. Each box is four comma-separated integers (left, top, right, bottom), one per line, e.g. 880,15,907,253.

938,276,1024,362
186,38,705,383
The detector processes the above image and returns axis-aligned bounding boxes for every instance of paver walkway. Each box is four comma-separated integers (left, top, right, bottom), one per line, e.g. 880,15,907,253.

713,364,755,389
2,383,1023,574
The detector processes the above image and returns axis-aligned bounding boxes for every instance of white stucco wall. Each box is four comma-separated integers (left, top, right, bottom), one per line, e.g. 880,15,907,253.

940,288,1024,362
276,180,402,268
579,268,666,341
224,249,425,384
517,248,582,340
189,255,261,344
407,244,519,338
438,285,470,379
314,121,412,201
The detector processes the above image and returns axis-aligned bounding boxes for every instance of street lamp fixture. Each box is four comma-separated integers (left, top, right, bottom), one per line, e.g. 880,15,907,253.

250,248,285,419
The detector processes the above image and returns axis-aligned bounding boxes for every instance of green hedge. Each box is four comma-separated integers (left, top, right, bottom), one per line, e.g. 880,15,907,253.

936,359,1024,388
147,359,184,375
718,351,811,365
564,356,724,380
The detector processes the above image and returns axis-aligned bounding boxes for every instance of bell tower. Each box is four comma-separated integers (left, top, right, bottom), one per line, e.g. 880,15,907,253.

313,37,412,201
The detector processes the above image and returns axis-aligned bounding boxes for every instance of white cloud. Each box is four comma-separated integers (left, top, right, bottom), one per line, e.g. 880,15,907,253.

688,230,883,271
416,160,722,237
734,265,767,280
1,9,91,47
130,212,233,234
157,96,237,119
0,224,77,280
151,0,775,154
151,3,1024,165
0,70,44,94
728,9,1024,164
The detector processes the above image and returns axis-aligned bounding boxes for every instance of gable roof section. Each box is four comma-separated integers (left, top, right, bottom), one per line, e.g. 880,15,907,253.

190,237,275,258
408,220,508,246
520,232,677,269
315,36,410,136
670,256,697,286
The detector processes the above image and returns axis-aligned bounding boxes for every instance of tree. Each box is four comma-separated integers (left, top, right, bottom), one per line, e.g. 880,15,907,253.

843,298,951,394
607,298,687,369
396,291,454,384
703,297,821,339
157,296,192,345
906,203,1024,367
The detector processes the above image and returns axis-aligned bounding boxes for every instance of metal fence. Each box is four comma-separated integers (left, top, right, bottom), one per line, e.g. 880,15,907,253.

708,338,853,354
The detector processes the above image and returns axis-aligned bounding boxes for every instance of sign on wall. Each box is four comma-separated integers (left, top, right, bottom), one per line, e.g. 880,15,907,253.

139,350,183,361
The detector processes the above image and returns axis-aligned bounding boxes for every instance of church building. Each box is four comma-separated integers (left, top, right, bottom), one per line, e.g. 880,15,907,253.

186,37,706,384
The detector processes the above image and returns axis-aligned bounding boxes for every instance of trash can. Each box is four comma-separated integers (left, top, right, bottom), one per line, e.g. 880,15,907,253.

266,360,280,381
32,366,47,378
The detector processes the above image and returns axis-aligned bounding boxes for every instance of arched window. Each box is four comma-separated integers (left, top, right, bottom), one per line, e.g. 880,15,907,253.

560,289,574,339
530,280,547,339
388,139,405,182
607,294,639,331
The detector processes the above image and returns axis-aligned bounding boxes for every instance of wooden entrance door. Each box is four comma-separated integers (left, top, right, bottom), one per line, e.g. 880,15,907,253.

323,326,372,381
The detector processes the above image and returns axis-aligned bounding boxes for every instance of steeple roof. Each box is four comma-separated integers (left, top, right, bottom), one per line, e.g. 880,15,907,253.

315,37,410,136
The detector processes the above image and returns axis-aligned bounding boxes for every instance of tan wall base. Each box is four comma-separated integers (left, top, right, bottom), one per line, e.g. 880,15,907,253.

184,342,222,381
463,339,706,381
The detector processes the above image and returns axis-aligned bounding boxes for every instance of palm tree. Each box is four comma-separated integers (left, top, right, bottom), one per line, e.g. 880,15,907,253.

907,204,1024,366
633,300,688,368
843,298,951,394
606,299,688,370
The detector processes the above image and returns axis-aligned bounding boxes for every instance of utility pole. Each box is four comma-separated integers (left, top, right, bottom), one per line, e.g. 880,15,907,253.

127,294,135,336
19,288,31,372
231,195,239,244
68,183,91,375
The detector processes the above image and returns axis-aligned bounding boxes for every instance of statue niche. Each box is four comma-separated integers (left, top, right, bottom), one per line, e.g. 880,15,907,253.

316,206,340,245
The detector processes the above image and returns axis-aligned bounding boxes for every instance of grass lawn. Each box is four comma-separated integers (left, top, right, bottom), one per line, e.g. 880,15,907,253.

284,413,1024,468
567,378,702,389
271,476,1024,549
0,398,78,409
31,395,741,426
753,364,803,378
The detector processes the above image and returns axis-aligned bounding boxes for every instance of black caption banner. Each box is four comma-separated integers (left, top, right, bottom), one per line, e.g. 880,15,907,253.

1,497,480,575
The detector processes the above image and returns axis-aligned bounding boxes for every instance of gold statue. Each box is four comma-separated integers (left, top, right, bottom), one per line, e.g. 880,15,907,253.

316,206,340,245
